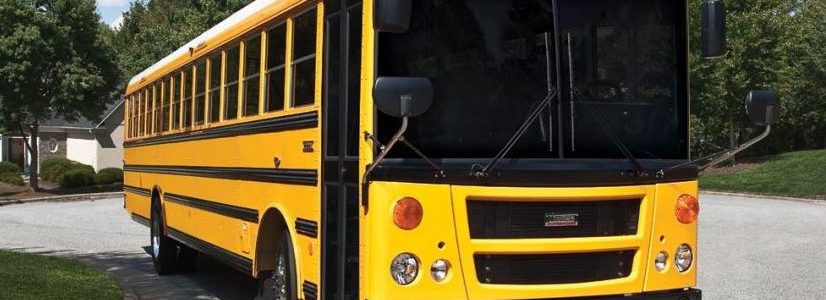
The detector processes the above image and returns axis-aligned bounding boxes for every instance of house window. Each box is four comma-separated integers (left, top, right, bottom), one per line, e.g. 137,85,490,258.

291,8,317,107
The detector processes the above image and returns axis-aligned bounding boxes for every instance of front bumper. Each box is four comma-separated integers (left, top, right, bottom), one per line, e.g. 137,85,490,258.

570,288,701,300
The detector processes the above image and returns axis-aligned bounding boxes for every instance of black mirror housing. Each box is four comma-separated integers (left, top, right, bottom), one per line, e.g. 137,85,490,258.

374,0,412,33
746,90,779,126
373,77,433,118
701,0,727,58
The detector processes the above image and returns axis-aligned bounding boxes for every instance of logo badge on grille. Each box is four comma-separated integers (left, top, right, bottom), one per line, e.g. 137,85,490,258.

544,213,579,227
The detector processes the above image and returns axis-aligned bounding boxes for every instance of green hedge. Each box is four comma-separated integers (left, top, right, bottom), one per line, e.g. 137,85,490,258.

0,162,23,186
59,168,96,188
41,158,94,183
94,168,123,185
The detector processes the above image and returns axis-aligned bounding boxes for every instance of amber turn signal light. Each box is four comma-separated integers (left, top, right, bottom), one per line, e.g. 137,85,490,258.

393,197,423,230
675,194,699,224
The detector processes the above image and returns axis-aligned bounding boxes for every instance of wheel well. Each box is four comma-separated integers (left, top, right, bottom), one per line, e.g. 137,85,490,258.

255,208,288,277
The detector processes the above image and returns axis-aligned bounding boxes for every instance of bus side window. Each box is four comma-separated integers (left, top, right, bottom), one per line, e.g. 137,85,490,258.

182,67,193,128
208,54,221,123
195,60,207,125
162,78,171,131
225,45,241,120
266,23,286,112
153,82,161,134
243,35,262,116
171,75,181,130
291,7,317,107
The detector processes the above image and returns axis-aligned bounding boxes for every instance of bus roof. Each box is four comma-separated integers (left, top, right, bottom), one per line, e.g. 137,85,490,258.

126,0,279,88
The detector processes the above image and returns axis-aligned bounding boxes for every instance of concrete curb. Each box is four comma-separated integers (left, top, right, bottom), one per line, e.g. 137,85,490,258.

700,190,826,205
0,192,122,206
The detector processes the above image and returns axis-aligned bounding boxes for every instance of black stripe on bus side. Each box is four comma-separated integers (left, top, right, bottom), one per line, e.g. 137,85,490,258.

131,213,150,227
295,218,319,238
302,281,318,300
124,165,318,186
166,226,253,274
124,111,318,148
164,193,259,223
123,185,151,197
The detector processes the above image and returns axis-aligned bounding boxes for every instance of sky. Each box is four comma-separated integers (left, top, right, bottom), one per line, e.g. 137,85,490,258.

96,0,134,29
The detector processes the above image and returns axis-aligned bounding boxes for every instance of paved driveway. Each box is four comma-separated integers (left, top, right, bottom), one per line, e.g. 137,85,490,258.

1,195,825,299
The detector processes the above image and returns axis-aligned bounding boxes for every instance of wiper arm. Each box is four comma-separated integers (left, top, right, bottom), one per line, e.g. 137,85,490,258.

564,31,647,177
471,89,557,178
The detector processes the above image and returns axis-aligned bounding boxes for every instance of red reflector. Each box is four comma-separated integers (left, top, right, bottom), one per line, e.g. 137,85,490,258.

393,197,423,230
675,194,699,224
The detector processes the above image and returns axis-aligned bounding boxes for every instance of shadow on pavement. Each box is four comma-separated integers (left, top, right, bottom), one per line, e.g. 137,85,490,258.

3,246,257,300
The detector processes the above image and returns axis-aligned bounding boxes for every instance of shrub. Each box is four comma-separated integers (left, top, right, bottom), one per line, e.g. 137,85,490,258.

0,162,21,174
59,168,95,188
41,157,94,184
0,172,24,186
94,168,123,185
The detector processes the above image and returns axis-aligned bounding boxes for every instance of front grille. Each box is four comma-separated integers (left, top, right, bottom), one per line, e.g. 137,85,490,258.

474,251,635,284
467,199,640,239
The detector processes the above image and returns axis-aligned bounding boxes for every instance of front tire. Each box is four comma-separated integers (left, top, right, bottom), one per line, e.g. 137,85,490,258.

150,200,176,274
255,229,297,300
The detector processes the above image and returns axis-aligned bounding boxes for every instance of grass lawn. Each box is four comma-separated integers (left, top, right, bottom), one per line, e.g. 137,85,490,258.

700,150,826,199
0,250,121,300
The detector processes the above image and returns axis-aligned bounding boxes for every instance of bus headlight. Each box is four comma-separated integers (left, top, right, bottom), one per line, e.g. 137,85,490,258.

430,259,450,282
391,253,419,285
655,251,668,272
675,244,693,272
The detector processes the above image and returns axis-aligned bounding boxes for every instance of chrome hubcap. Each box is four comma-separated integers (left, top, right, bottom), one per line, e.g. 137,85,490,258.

273,247,288,300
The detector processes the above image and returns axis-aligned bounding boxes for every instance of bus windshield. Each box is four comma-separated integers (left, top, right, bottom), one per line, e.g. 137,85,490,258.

378,0,688,160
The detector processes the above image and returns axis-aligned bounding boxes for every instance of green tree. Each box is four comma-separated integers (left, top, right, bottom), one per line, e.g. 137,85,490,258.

0,0,121,190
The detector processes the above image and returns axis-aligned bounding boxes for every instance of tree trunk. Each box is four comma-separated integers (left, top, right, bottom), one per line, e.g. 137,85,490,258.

28,122,39,191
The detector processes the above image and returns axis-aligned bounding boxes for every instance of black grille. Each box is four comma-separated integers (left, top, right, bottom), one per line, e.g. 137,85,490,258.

467,199,640,239
474,251,635,284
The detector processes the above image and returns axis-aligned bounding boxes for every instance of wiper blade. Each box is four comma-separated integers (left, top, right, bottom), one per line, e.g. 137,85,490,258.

471,89,557,178
578,100,649,177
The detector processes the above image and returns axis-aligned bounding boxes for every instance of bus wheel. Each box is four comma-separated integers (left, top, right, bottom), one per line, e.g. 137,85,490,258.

255,229,296,300
150,200,176,275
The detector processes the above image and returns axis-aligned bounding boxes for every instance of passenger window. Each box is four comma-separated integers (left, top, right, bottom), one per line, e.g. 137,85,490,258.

266,24,286,112
195,60,206,125
208,54,221,123
225,46,240,120
162,78,171,131
182,69,193,128
171,75,180,130
291,8,317,107
243,36,262,116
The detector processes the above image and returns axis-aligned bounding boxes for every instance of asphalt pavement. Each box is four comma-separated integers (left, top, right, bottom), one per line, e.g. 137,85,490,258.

1,195,825,299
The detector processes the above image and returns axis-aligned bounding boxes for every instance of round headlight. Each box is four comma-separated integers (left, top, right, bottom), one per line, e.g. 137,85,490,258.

430,259,451,282
390,253,419,285
675,244,693,272
655,251,668,272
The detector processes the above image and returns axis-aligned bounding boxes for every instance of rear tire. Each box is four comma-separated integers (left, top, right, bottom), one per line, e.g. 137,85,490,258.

255,229,297,300
150,199,176,275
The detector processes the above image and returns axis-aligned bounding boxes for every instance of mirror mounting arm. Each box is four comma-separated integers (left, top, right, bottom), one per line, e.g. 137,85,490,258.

361,117,409,212
701,124,771,170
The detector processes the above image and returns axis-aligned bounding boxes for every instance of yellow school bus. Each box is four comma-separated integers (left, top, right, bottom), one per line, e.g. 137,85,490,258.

123,0,777,298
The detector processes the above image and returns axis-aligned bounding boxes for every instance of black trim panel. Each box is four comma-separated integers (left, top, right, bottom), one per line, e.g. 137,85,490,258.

124,185,151,197
124,165,318,186
371,158,698,187
166,226,253,274
124,111,318,148
295,218,319,238
131,213,150,227
303,281,318,300
165,193,259,223
547,288,701,300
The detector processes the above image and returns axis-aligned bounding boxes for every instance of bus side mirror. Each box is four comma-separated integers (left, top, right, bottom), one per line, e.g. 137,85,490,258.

373,77,433,118
746,90,779,126
701,0,727,58
374,0,412,33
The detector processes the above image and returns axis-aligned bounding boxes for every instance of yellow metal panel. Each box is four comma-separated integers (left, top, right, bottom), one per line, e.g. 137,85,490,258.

643,181,698,292
451,185,653,299
364,182,468,300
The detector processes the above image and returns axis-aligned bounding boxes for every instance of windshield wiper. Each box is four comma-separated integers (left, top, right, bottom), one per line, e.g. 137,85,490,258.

564,32,649,178
471,89,557,178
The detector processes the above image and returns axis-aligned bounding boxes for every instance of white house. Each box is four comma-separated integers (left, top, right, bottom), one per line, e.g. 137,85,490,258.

0,100,124,172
